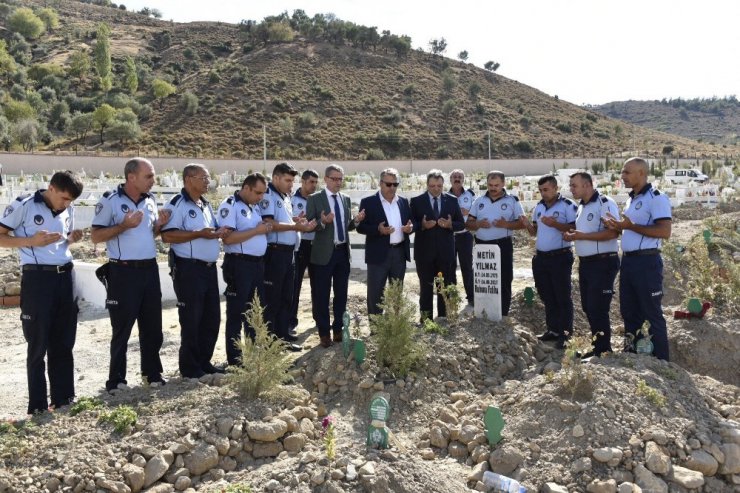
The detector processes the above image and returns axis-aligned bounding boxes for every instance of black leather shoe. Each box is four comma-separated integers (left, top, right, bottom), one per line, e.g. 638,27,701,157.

284,334,299,342
555,336,570,350
537,331,560,342
203,363,226,374
285,342,303,352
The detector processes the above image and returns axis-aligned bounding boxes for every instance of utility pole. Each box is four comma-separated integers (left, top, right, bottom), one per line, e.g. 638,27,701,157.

262,124,267,174
487,131,492,165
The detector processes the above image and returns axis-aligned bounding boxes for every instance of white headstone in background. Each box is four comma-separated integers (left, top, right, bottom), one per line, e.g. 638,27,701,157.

474,244,502,321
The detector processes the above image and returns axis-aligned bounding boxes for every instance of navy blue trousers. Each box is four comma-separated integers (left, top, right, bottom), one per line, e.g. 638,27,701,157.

532,251,574,336
578,254,620,354
453,232,475,304
222,254,264,365
21,269,77,414
620,254,669,361
311,245,350,337
105,262,163,390
263,247,295,340
290,239,314,329
173,259,221,377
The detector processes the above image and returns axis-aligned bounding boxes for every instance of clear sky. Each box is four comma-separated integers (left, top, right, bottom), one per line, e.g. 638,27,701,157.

121,0,739,106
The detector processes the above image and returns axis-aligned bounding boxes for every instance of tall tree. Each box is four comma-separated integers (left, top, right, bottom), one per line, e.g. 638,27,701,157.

122,56,138,95
484,61,500,72
94,23,112,92
7,8,45,40
151,78,175,108
67,49,91,81
458,50,469,62
92,103,116,143
429,37,447,56
0,40,17,78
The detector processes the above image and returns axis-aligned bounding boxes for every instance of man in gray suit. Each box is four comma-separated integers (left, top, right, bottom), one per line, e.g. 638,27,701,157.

306,164,366,348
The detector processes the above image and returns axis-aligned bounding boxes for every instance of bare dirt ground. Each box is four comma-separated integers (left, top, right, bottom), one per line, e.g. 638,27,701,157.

0,209,738,493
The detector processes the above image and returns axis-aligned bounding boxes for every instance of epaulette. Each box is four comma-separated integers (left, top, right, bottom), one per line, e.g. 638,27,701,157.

102,190,112,198
511,195,519,201
467,188,476,196
563,197,575,206
14,194,32,203
226,195,235,204
169,194,182,206
651,189,661,196
600,196,609,203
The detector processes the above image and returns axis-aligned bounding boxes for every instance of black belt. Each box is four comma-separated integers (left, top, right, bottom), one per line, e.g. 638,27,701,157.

22,262,73,273
389,241,405,248
268,243,294,252
175,257,217,267
579,252,618,261
536,247,571,257
225,252,263,262
110,258,157,268
476,237,512,245
334,242,348,250
624,248,660,257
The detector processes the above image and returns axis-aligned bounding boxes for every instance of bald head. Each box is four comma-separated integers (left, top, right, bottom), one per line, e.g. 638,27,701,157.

621,157,649,190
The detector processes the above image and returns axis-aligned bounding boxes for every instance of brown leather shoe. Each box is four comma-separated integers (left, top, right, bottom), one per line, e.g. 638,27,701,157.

332,332,343,343
320,336,333,348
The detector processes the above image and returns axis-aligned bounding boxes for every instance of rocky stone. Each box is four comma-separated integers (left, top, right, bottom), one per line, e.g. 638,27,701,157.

122,464,145,493
265,479,281,491
330,469,345,480
489,445,524,475
438,408,459,425
359,461,376,476
246,420,288,442
634,464,668,493
669,465,704,489
718,443,740,474
95,478,131,493
587,479,617,493
421,448,435,460
252,441,283,458
310,470,326,486
682,449,719,476
429,427,449,449
45,477,61,492
358,378,374,389
4,282,20,296
283,433,307,453
572,425,585,438
144,484,174,493
645,441,671,475
144,452,174,488
449,442,468,458
345,464,358,481
572,457,592,473
173,476,191,491
593,447,614,463
183,443,219,476
543,483,569,493
458,424,480,445
544,362,561,373
468,461,488,482
215,417,233,437
276,413,298,433
617,482,641,493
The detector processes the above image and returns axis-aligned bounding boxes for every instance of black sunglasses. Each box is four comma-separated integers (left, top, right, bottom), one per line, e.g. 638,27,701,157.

382,182,399,187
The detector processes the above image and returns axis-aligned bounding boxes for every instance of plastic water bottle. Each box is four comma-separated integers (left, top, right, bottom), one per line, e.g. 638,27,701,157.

482,471,527,493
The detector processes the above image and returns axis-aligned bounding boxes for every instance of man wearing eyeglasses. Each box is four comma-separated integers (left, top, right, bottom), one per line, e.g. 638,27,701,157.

448,169,476,311
357,168,414,315
306,164,366,348
161,164,230,378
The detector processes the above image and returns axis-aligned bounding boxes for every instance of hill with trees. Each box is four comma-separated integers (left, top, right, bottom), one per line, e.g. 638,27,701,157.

592,97,740,148
0,0,734,160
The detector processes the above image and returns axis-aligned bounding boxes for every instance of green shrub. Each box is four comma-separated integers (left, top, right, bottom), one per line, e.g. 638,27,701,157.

227,293,293,399
636,378,666,407
180,91,198,115
555,122,572,133
513,140,533,153
370,280,426,377
365,148,385,160
99,405,138,433
7,7,45,40
69,397,103,416
296,112,316,128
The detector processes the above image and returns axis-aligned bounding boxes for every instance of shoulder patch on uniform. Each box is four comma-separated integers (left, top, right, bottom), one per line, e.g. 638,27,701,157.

652,189,661,195
102,190,112,198
512,195,519,201
169,194,182,206
467,188,476,196
226,196,235,204
14,194,32,203
563,197,575,206
600,196,608,203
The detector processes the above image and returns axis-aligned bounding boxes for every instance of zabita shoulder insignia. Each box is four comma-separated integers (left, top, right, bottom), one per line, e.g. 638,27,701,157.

652,189,661,195
169,194,182,206
102,190,112,198
14,194,30,203
600,196,609,203
467,188,476,196
512,195,519,201
226,196,235,204
563,197,575,206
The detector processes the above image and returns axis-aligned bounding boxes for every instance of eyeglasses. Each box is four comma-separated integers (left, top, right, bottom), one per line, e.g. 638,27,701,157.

326,176,343,182
189,175,211,183
382,182,399,187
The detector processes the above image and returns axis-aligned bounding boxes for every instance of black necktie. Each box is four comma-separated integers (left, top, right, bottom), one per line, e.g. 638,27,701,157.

332,194,345,242
433,197,439,219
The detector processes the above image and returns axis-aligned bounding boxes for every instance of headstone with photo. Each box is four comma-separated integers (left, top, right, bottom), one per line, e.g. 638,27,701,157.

473,244,502,321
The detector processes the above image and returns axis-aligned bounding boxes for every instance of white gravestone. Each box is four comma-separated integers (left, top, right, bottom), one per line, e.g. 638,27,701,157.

474,244,502,321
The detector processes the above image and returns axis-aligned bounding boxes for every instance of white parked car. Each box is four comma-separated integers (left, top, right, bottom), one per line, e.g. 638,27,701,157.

664,168,709,185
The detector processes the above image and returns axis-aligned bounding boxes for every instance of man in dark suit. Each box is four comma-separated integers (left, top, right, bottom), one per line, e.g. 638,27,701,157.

357,168,414,315
306,164,366,348
410,169,465,320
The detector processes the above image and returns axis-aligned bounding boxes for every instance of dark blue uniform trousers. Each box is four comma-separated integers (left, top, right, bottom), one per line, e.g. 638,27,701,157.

532,250,574,336
366,243,407,315
173,259,220,377
222,253,264,365
578,253,619,354
263,246,295,340
20,268,77,414
105,261,163,390
477,237,514,316
312,244,350,337
453,232,474,304
620,254,669,361
290,239,314,329
416,254,455,319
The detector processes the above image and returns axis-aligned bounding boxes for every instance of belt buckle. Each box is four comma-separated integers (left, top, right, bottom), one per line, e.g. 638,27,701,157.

56,265,64,274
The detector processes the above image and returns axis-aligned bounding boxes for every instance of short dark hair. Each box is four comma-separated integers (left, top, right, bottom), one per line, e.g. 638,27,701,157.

325,164,344,176
272,162,298,177
301,169,319,180
183,163,208,180
486,171,505,182
569,171,593,185
50,171,84,199
537,175,558,187
124,157,151,180
426,169,443,183
242,172,267,189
